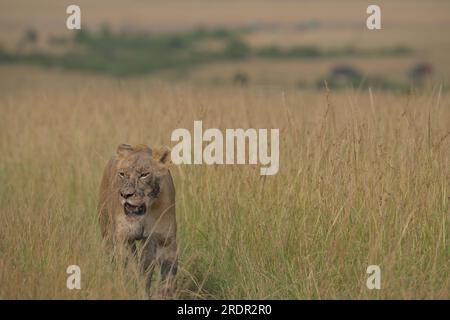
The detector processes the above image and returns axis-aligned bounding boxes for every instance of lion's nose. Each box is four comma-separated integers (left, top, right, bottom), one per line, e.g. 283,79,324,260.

121,191,135,199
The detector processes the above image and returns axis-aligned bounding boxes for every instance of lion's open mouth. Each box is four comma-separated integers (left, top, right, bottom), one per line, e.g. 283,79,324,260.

124,202,146,216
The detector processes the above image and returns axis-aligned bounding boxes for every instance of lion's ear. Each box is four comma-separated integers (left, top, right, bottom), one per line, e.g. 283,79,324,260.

116,144,133,158
152,146,171,168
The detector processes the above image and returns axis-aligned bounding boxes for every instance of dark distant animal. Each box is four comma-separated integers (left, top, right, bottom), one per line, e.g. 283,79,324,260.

331,65,362,81
233,72,249,86
325,65,363,87
409,63,433,83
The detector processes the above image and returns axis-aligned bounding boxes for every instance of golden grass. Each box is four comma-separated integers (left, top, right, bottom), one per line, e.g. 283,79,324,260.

0,66,449,299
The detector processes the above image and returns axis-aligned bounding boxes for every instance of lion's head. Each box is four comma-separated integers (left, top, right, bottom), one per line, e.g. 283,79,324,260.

114,144,171,218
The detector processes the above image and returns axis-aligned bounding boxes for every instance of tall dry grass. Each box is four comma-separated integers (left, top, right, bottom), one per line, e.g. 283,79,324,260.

0,67,449,299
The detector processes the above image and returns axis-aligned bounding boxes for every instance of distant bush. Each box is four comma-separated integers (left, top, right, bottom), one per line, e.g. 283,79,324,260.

257,45,321,59
0,47,15,63
256,46,283,58
257,45,413,59
286,46,321,58
1,26,415,77
223,39,250,59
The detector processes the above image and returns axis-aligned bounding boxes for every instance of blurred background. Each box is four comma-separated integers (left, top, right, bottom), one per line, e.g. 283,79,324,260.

0,0,449,90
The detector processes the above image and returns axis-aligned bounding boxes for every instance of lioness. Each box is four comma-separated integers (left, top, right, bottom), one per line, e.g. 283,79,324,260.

98,144,177,297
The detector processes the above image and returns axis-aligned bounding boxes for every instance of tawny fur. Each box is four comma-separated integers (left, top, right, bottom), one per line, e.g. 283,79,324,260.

98,144,177,297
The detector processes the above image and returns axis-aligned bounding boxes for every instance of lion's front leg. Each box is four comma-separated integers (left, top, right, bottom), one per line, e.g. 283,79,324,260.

139,238,157,297
155,239,178,298
107,239,138,270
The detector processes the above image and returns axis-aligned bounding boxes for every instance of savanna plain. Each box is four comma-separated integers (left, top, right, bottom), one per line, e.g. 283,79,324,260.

0,66,448,299
0,0,449,299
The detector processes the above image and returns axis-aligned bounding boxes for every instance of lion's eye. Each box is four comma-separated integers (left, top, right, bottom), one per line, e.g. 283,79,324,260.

118,172,125,178
140,172,150,179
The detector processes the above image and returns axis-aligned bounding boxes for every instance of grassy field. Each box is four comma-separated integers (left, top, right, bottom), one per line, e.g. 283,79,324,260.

0,66,448,299
0,0,449,300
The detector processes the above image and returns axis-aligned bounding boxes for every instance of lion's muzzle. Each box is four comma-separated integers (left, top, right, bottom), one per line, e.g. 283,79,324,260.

124,202,146,216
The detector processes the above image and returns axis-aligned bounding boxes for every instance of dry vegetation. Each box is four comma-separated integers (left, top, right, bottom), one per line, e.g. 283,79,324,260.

0,0,449,300
0,66,448,299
